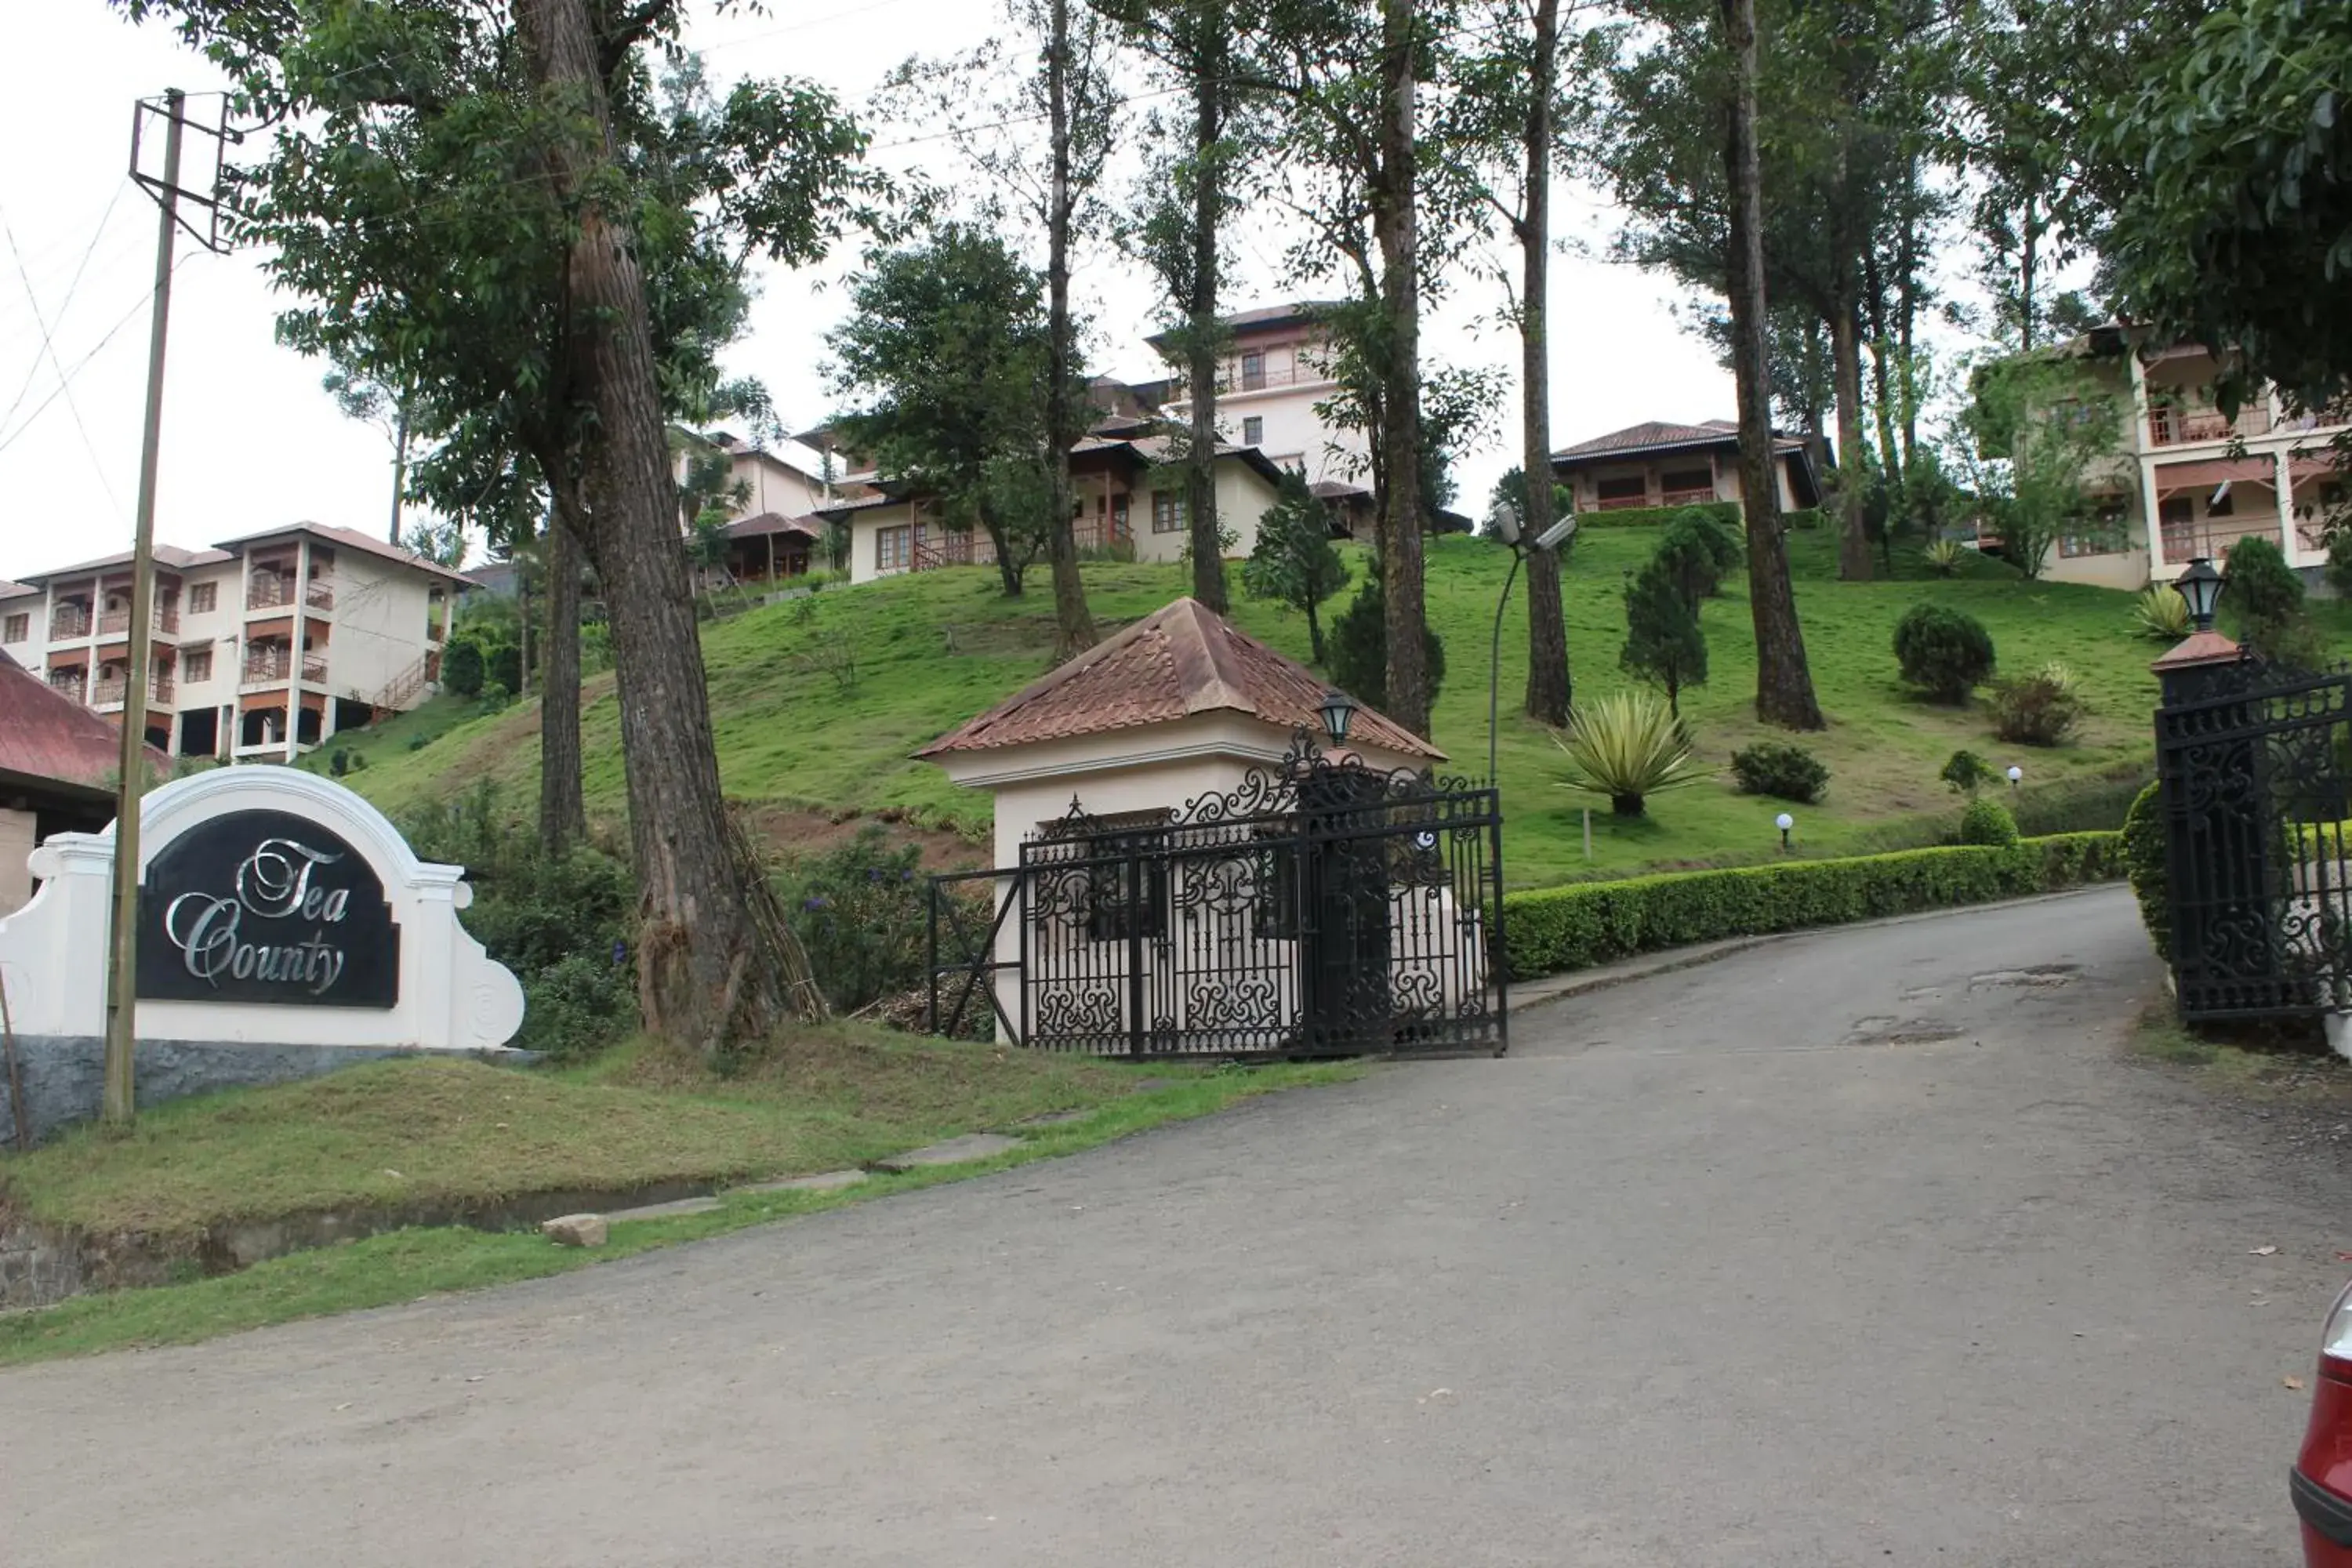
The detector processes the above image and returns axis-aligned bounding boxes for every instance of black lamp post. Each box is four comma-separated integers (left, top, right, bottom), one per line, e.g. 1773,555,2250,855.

1318,688,1358,747
2176,556,2224,633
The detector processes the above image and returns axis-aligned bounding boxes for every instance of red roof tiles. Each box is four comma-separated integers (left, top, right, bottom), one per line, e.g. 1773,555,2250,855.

0,651,168,792
916,597,1443,762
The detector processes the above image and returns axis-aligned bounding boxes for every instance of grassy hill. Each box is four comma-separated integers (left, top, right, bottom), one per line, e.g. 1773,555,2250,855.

328,524,2351,889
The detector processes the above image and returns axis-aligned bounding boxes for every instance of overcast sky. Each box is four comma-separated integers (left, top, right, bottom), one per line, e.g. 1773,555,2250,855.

0,2,1777,584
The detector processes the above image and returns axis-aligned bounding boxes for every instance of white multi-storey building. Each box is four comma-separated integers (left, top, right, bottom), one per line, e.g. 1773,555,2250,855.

0,522,466,762
1145,301,1374,492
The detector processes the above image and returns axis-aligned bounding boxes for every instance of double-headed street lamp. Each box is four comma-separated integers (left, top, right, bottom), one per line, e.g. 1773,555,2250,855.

1486,498,1578,786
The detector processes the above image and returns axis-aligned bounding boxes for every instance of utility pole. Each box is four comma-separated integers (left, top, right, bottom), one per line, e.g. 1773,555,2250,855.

103,90,229,1125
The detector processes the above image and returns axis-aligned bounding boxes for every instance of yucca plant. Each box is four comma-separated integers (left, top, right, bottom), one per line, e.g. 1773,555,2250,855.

1922,539,1966,577
1554,690,1713,817
2132,584,2190,641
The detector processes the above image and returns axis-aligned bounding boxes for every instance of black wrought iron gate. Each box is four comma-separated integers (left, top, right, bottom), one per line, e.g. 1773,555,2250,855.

2154,658,2352,1021
927,741,1508,1059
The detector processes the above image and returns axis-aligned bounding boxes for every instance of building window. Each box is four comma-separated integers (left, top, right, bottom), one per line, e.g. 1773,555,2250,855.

2,612,24,644
1595,474,1648,509
184,647,213,684
187,581,216,614
1240,350,1266,391
2060,502,2131,558
1242,416,1264,447
1152,490,1189,533
877,524,911,572
1660,466,1713,501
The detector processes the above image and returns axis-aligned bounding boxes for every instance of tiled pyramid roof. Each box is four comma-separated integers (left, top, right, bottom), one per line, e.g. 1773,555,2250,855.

915,597,1443,761
0,651,168,792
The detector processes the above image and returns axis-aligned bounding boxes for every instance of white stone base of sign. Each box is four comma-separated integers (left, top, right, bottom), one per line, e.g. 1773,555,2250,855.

0,766,525,1060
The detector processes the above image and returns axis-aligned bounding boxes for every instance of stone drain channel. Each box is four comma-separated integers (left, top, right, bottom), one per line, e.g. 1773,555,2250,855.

0,1112,1091,1313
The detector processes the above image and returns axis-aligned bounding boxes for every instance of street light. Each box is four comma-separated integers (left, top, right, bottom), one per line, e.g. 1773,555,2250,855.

1776,811,1794,851
1488,513,1580,784
2176,556,2225,633
1318,688,1358,746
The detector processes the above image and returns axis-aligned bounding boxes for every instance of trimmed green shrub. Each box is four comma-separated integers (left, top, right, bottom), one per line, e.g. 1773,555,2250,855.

1553,690,1711,816
1958,797,2021,846
1656,508,1744,605
1730,740,1829,804
2122,781,2170,960
1894,604,1996,702
442,637,485,698
1940,749,1998,795
1501,832,2124,979
1570,500,1742,532
2010,771,2153,837
1619,559,1708,715
1988,662,2086,746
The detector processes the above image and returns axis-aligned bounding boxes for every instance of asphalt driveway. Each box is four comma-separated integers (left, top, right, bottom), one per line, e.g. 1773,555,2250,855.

5,887,2346,1566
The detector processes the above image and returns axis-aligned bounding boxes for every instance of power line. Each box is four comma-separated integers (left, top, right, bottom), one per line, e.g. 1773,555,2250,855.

0,256,191,460
0,201,128,521
0,183,128,437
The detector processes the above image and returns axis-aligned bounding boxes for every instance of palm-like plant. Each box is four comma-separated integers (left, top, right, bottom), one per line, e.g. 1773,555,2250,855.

1554,690,1713,817
1922,539,1965,577
2132,584,2191,641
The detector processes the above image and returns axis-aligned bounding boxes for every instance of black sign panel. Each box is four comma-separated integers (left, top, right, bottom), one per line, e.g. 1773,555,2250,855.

136,809,401,1008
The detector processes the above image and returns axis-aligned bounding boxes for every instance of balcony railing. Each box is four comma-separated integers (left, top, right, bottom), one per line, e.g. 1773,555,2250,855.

247,575,296,610
302,652,328,684
1171,362,1330,398
2159,513,2288,567
242,652,291,687
49,608,90,639
1593,493,1652,512
96,604,181,637
91,677,125,707
2147,402,2273,447
48,674,84,699
305,579,336,611
1659,486,1718,508
89,673,176,709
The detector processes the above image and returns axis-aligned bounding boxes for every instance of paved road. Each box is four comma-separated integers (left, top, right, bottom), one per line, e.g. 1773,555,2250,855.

6,888,2348,1566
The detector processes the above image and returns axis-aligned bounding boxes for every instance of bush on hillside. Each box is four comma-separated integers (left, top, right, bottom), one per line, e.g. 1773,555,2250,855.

2122,781,2170,961
1554,690,1711,817
2223,535,2322,665
782,825,931,1016
1730,740,1829,804
1989,662,2086,746
1501,832,2125,978
2132,584,2190,641
1940,749,1999,795
1327,571,1446,715
488,641,523,694
1656,508,1744,606
1958,797,2020,847
442,637,486,698
1893,604,1996,702
401,784,637,1059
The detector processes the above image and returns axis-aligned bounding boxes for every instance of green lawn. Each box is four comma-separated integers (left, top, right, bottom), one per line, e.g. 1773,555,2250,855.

326,528,2352,887
0,1036,1352,1363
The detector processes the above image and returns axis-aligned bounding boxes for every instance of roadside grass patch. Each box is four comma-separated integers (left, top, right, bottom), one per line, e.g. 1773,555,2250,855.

2131,1004,2349,1097
0,1046,1354,1365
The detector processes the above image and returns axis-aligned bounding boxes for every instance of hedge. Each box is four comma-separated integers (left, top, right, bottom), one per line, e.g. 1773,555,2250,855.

1570,501,1825,533
1501,832,2125,980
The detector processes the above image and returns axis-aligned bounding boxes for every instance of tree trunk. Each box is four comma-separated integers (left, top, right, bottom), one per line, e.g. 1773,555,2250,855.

1830,296,1872,581
539,479,588,858
1305,595,1325,663
1043,0,1097,662
2018,191,2038,352
1719,0,1824,731
1374,0,1430,739
1519,0,1570,728
517,0,808,1050
1861,248,1902,485
1895,158,1922,477
1186,15,1229,612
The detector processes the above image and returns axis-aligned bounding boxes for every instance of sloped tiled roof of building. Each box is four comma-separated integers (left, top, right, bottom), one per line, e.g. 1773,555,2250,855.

216,522,476,585
916,597,1442,761
0,650,168,792
724,512,824,540
0,579,32,600
1551,419,1806,463
1144,299,1348,354
9,542,235,586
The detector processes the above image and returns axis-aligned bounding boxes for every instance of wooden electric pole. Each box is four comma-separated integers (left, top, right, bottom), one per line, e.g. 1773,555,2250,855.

103,91,229,1125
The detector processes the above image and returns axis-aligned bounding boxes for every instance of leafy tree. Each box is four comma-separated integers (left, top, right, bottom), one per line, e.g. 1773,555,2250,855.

1654,507,1743,609
1620,559,1708,717
1242,470,1348,661
1955,357,2124,580
827,227,1062,599
1327,566,1446,716
322,366,416,545
2223,535,2310,657
442,637,486,699
2094,0,2352,419
401,517,468,569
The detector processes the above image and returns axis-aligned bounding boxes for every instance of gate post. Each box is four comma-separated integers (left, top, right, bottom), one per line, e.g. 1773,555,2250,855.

2153,633,2269,1014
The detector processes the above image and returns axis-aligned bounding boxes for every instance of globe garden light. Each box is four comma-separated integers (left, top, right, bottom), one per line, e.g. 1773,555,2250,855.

2007,765,2023,790
1776,811,1794,851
